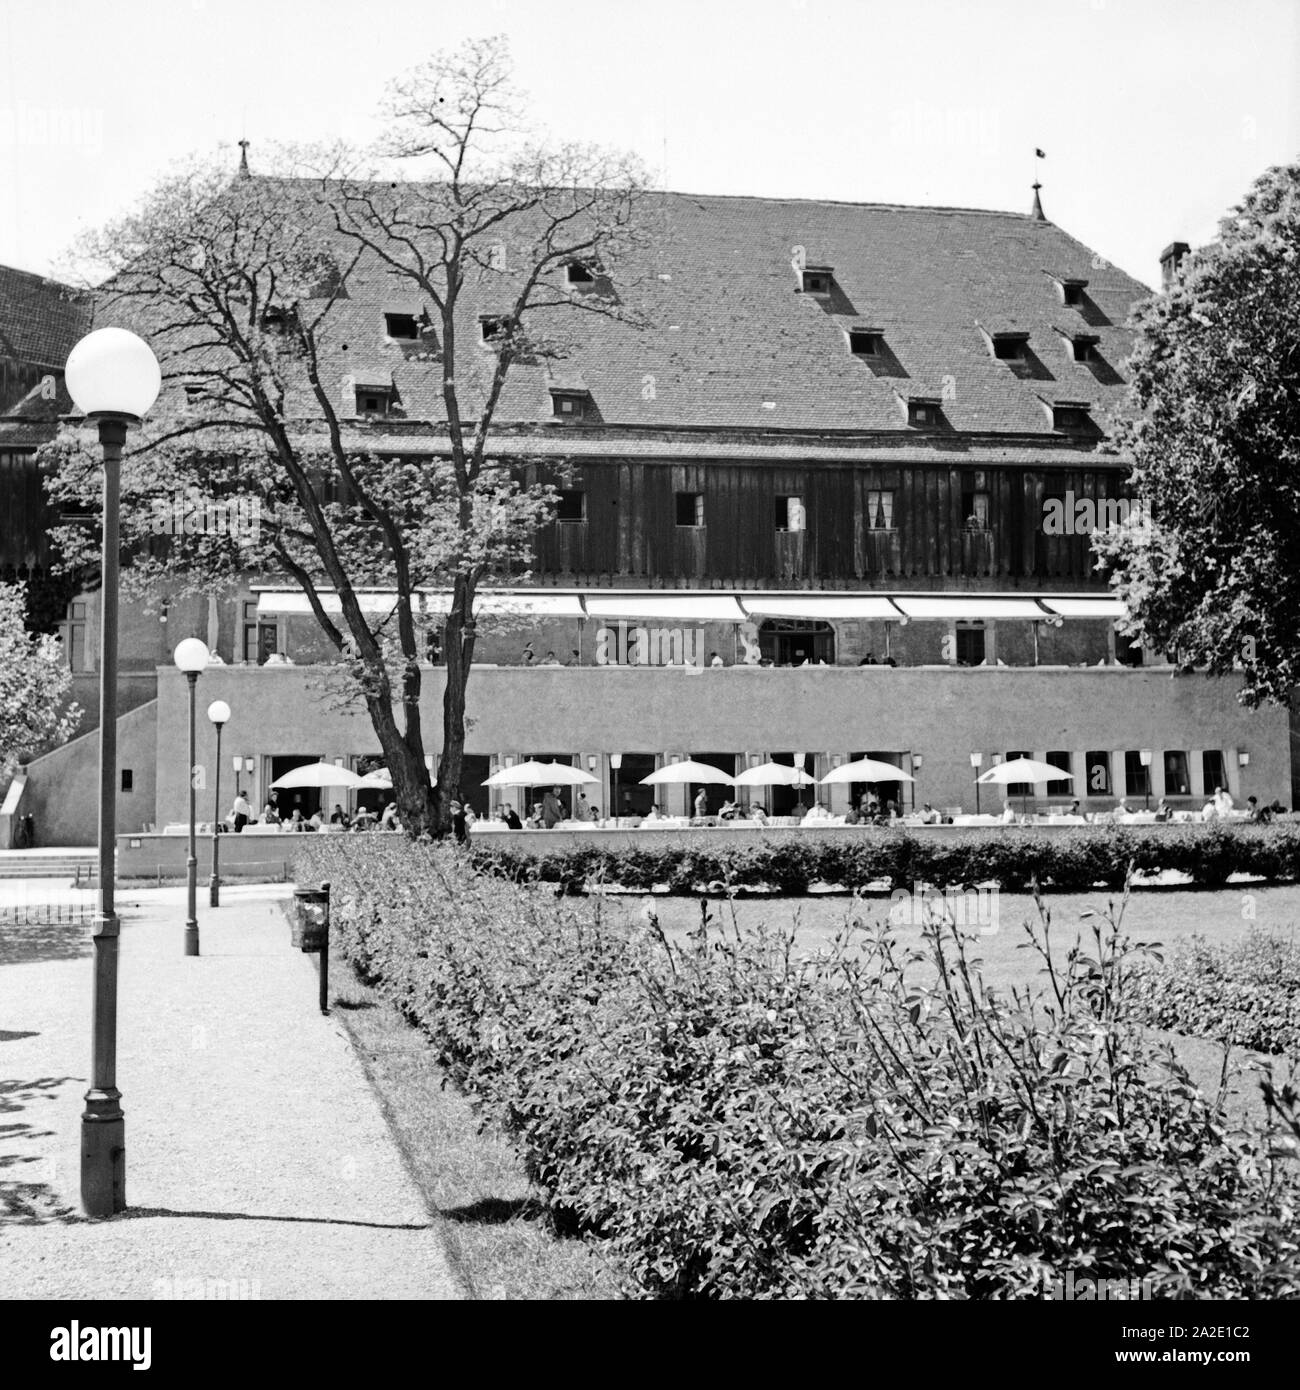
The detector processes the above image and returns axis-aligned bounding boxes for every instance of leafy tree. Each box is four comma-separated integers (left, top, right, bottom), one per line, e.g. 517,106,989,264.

0,582,81,776
1094,161,1300,706
46,36,649,835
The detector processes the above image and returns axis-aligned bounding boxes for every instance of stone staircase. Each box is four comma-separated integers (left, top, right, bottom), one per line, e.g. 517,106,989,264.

0,849,98,881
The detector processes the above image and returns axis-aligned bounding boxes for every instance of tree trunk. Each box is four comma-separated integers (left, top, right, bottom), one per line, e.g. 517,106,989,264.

363,687,435,837
434,571,477,834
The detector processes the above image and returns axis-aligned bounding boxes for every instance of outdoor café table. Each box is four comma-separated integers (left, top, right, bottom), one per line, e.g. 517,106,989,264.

953,815,1002,826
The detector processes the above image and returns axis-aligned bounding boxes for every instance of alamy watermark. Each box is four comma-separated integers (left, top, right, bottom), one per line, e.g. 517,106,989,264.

1042,490,1151,536
149,490,262,541
887,885,999,934
1042,1269,1155,1301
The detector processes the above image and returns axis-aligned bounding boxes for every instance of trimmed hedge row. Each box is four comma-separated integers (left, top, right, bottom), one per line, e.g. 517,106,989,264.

298,837,1300,1300
1131,930,1300,1056
470,822,1300,894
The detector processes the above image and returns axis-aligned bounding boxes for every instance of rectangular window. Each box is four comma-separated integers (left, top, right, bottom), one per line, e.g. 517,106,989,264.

675,492,704,527
565,262,595,285
1071,340,1095,363
1046,750,1073,789
849,330,880,356
551,393,586,419
955,621,985,666
1124,751,1152,799
1085,750,1112,796
802,271,831,294
556,490,586,523
1063,283,1083,307
908,401,937,426
120,769,133,793
1114,630,1143,666
1165,751,1192,797
384,312,419,340
866,490,894,530
242,600,278,665
775,496,805,532
480,316,506,342
1201,750,1227,796
1053,405,1091,431
962,489,990,529
63,600,88,672
993,337,1025,360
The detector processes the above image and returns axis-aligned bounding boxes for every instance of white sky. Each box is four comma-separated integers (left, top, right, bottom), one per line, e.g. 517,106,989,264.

2,0,1297,290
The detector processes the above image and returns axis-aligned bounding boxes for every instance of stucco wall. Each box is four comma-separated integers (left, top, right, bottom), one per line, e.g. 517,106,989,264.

20,698,158,847
148,664,1291,828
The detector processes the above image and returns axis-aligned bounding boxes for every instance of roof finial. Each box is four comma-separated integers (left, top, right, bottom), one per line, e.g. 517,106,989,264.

238,139,250,178
1030,180,1046,221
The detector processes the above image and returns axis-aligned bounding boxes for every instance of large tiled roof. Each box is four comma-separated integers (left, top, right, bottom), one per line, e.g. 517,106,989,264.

112,185,1154,449
0,264,90,373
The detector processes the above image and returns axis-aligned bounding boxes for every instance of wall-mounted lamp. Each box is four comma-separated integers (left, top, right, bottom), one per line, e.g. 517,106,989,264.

913,753,924,772
587,755,597,772
1238,751,1250,767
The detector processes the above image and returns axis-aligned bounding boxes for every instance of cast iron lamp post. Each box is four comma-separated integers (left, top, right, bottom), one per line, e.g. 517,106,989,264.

610,752,622,823
174,638,210,955
207,700,231,906
66,326,162,1218
970,751,984,815
1139,748,1152,809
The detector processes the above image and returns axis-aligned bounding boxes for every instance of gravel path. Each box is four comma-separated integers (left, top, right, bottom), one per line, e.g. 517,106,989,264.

0,885,463,1300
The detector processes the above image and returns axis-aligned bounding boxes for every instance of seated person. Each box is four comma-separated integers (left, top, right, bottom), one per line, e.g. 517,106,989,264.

844,806,861,825
642,805,664,823
1213,786,1235,817
288,810,307,832
747,804,768,825
525,803,545,829
1247,796,1272,824
1154,797,1173,822
329,802,350,829
586,804,602,823
1200,799,1219,821
803,802,831,824
858,653,878,666
718,799,739,821
919,803,942,825
351,806,375,831
307,810,324,831
500,804,523,830
1001,802,1017,824
1113,799,1133,823
261,802,281,826
380,800,399,830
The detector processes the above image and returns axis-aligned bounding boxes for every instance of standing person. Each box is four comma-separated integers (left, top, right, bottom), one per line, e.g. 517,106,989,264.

576,790,591,821
1214,785,1235,817
541,787,564,828
450,799,468,844
693,788,708,820
231,788,252,833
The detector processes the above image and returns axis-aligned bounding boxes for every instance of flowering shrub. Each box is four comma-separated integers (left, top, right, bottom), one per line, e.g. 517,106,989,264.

297,838,1300,1299
1130,929,1300,1056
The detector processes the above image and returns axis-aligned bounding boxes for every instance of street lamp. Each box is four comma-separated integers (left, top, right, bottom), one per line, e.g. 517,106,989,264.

970,751,984,815
207,700,231,906
911,752,924,812
174,638,210,956
610,752,622,821
66,325,161,1218
1139,748,1152,809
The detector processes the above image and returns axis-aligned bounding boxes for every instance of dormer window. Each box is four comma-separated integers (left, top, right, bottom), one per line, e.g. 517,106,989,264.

384,312,419,341
550,390,588,421
1071,339,1096,363
565,261,595,286
355,386,393,418
1062,283,1084,308
1048,401,1092,431
907,399,940,427
260,305,294,333
849,329,882,357
480,315,507,343
801,266,833,296
182,383,203,406
991,332,1029,361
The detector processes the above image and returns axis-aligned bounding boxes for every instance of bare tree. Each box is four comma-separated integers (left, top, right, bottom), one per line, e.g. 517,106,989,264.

47,36,650,835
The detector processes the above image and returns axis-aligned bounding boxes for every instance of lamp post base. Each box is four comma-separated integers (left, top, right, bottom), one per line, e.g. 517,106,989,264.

208,874,220,909
81,1089,125,1217
184,920,199,956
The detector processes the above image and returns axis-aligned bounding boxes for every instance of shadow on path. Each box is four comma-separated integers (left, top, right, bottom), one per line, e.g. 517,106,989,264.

119,1206,432,1231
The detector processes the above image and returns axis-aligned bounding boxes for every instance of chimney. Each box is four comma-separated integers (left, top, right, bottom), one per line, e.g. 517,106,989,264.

1159,241,1190,291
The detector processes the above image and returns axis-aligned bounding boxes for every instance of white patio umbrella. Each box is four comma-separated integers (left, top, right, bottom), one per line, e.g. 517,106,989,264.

356,768,393,788
733,761,817,787
482,760,597,788
976,757,1072,814
639,759,736,786
820,757,916,785
271,761,366,790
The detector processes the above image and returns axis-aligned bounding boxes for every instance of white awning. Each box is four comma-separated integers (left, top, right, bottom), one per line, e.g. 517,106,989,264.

892,597,1051,620
1039,597,1126,619
256,592,397,617
740,596,904,620
583,595,747,622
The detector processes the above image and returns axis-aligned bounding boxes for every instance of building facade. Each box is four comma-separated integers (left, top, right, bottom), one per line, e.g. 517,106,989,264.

3,187,1294,842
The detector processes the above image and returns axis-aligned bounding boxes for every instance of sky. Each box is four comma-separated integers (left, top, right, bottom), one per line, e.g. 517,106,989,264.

2,0,1297,290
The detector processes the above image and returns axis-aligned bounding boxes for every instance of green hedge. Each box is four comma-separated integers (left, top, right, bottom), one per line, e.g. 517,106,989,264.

1130,930,1300,1056
468,822,1300,894
296,837,1300,1300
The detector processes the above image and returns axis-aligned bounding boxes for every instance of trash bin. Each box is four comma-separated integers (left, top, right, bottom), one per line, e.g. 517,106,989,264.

292,883,330,952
